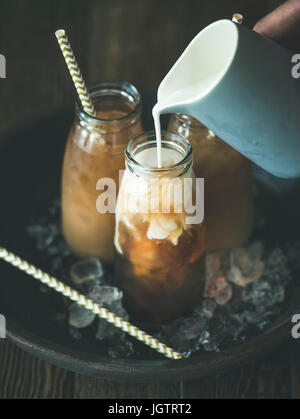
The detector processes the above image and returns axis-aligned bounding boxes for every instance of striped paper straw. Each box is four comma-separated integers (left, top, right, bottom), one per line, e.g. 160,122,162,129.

0,247,182,360
232,14,244,24
55,29,96,117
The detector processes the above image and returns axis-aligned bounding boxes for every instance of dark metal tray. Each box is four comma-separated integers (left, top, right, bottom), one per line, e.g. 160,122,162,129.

0,104,299,383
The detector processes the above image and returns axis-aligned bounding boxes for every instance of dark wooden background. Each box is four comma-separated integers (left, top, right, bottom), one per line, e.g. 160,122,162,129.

1,0,300,399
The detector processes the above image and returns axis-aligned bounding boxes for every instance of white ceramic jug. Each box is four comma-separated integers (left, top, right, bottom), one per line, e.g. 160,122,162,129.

155,19,300,178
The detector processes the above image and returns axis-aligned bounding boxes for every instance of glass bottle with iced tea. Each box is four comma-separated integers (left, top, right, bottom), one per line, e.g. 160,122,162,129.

168,115,254,252
114,131,206,324
62,81,143,264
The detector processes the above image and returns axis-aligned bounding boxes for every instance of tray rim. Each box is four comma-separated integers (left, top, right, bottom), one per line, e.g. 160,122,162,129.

6,316,292,383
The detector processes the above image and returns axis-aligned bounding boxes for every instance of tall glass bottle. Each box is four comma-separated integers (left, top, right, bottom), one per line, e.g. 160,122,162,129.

169,114,253,252
114,131,206,324
62,81,143,264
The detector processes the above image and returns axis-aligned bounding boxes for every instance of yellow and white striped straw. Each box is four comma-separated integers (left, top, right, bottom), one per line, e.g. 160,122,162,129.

0,247,182,360
55,29,96,117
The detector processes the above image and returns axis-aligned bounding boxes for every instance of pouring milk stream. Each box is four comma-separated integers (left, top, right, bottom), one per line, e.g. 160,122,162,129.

153,19,300,178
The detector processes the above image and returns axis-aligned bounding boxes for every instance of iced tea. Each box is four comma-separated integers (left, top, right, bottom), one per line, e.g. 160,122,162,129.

114,132,206,324
62,82,143,264
169,114,253,252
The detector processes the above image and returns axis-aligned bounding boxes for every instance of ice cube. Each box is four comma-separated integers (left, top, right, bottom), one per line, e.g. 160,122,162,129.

53,312,66,324
201,299,217,319
264,247,291,284
206,253,222,281
205,272,232,305
147,218,171,241
51,257,63,273
68,303,96,328
69,326,83,340
228,242,264,287
56,240,72,257
26,224,46,237
242,280,285,309
215,281,232,306
110,300,129,320
205,253,228,299
158,314,208,354
37,229,55,250
88,285,123,306
285,242,300,272
70,258,104,286
96,319,124,341
107,337,134,359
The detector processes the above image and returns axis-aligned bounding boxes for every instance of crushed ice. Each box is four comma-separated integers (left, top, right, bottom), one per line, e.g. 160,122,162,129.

26,200,297,359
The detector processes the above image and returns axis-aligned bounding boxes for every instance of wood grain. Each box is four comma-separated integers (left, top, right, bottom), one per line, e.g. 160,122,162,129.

0,340,73,399
0,0,283,136
0,0,297,400
73,375,181,399
1,339,300,399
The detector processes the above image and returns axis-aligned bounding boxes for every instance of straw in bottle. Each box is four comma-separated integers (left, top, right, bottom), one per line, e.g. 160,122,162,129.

55,29,96,117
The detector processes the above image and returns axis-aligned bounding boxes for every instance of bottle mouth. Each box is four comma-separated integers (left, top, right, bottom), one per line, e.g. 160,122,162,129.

125,131,193,177
76,81,142,126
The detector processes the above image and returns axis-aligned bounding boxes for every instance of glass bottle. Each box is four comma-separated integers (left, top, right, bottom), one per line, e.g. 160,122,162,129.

62,81,143,264
114,131,206,324
169,114,254,252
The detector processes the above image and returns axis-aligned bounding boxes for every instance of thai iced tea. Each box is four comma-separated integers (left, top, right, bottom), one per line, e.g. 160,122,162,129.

169,115,253,252
114,132,206,324
62,82,143,264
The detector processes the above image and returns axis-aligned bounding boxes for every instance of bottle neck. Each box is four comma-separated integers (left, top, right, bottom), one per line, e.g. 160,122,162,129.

76,81,142,132
125,131,193,179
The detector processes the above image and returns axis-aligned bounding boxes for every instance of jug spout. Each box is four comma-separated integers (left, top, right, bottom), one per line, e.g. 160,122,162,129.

157,19,238,116
156,19,300,179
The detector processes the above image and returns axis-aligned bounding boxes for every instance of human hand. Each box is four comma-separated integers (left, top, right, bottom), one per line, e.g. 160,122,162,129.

254,0,300,51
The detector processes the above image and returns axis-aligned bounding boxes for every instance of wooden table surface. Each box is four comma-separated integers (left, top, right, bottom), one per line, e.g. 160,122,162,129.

1,0,299,399
1,339,300,399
